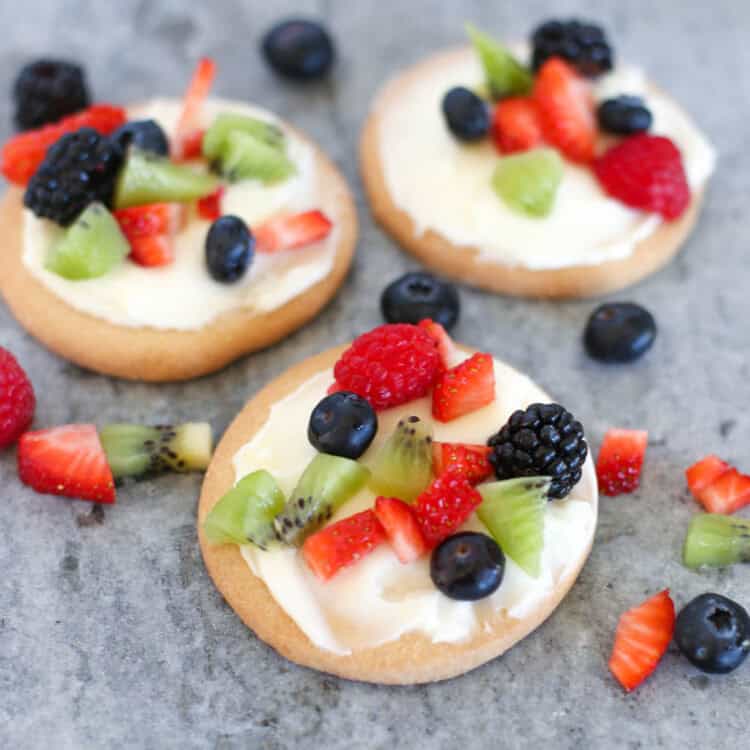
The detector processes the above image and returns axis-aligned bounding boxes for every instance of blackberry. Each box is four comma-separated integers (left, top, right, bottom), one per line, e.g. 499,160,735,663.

487,403,587,499
24,128,123,226
13,59,90,131
531,19,613,77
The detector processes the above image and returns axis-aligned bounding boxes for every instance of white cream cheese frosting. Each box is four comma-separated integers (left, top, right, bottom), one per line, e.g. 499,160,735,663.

232,350,598,655
21,98,340,330
376,50,716,270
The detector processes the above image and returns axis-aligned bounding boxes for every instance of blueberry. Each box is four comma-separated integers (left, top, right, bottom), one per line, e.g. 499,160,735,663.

597,96,653,136
112,120,169,157
430,532,505,601
308,391,377,460
205,216,254,283
262,19,335,81
675,593,750,674
380,272,460,331
583,302,656,363
441,87,490,142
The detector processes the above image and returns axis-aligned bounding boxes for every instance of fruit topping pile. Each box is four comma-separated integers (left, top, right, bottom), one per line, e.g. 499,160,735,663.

204,322,590,603
440,20,690,221
2,57,334,286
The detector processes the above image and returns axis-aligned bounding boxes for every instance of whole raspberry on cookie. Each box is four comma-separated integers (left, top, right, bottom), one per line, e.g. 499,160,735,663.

332,324,443,410
0,347,36,448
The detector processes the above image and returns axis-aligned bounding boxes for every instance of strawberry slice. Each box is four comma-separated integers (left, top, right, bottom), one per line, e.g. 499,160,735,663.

432,442,493,485
172,58,216,161
533,57,596,164
197,186,225,222
302,509,386,581
418,318,458,368
609,589,675,692
128,235,174,267
254,210,333,253
374,497,427,563
596,429,648,496
686,455,732,496
17,424,115,503
694,468,750,515
414,472,482,548
1,103,126,185
432,352,495,422
492,96,543,154
114,203,185,239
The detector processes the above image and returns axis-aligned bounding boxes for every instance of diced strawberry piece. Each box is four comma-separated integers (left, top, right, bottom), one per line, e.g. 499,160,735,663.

255,210,333,253
0,347,35,449
533,57,596,163
685,455,732,495
177,129,206,161
374,497,427,563
594,134,691,220
695,469,750,515
114,203,185,240
432,352,495,422
432,442,493,485
609,589,675,692
197,186,225,221
492,96,544,154
414,472,482,548
302,509,386,580
128,235,174,267
596,429,648,496
172,58,216,160
1,103,126,185
17,424,115,503
418,318,458,368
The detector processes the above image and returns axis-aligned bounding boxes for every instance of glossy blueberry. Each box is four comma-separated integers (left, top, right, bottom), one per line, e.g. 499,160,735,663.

597,96,653,135
262,19,335,80
441,87,490,142
675,593,750,674
112,119,170,157
308,391,377,460
380,271,460,331
205,216,254,283
583,302,656,363
430,532,505,601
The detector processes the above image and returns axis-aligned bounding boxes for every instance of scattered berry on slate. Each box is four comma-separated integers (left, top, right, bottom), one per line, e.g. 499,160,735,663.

0,348,35,449
380,272,460,331
262,19,335,81
584,302,656,363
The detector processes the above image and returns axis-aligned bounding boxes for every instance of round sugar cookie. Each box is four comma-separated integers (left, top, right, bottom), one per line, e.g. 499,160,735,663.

0,106,357,382
197,342,598,685
360,47,706,300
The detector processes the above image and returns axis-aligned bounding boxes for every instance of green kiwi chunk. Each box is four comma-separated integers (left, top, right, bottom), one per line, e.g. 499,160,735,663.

683,513,750,569
202,113,285,162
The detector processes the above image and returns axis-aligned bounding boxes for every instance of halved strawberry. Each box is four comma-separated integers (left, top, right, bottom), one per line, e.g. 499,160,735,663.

373,497,427,563
596,429,648,496
414,472,482,548
418,319,457,368
114,203,185,240
172,58,216,161
609,589,675,692
686,455,732,496
18,424,115,503
178,129,205,161
197,186,225,222
432,353,495,422
1,103,126,185
694,468,750,515
533,57,596,164
255,210,333,253
432,442,493,485
491,96,543,154
128,235,174,267
302,509,386,581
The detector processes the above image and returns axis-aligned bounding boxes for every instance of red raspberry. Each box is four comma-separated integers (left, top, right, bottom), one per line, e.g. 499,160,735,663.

332,324,443,410
594,134,690,220
0,348,36,448
414,472,482,548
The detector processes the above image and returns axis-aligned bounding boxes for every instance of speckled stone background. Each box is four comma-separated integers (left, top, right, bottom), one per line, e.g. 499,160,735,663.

1,0,748,747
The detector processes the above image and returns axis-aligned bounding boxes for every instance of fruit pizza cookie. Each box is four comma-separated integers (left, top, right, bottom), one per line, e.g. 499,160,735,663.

0,57,357,381
198,321,597,683
360,19,715,298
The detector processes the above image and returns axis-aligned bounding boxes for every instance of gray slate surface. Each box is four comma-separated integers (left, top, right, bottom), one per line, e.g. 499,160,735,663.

1,1,749,748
